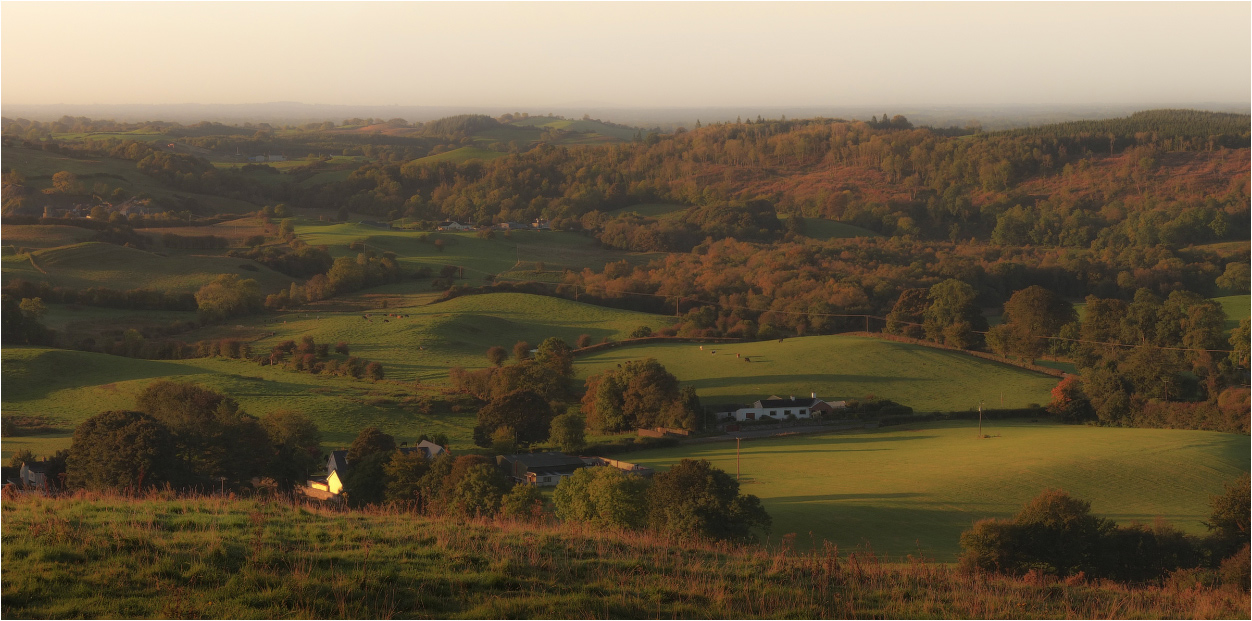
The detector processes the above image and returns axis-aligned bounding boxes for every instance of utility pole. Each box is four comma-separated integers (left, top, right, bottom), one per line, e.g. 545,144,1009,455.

978,401,984,439
675,296,681,317
736,437,741,481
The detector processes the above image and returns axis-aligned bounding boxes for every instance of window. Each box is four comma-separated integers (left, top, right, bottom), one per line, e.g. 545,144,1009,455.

784,410,792,415
770,410,777,416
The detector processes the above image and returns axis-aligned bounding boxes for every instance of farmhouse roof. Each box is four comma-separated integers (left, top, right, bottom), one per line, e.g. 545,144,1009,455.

499,452,586,473
398,440,446,460
757,397,821,408
327,450,349,475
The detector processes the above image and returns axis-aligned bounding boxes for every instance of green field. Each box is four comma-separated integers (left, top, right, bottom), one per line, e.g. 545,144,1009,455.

243,293,675,384
507,117,638,142
1,242,295,293
2,147,258,214
791,216,879,240
575,335,1059,411
620,420,1250,559
1213,294,1250,332
0,225,95,250
0,346,475,456
616,203,687,219
294,222,656,278
1,293,674,454
407,146,506,165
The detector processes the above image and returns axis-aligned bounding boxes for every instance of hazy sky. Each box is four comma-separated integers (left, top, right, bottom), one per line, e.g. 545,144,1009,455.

3,1,1249,108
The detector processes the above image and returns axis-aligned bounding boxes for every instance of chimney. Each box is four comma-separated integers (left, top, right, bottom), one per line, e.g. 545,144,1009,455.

790,395,795,401
811,392,816,399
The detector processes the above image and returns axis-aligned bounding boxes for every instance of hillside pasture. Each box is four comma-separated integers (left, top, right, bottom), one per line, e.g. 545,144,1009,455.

507,117,638,142
790,216,879,240
616,203,687,219
0,346,474,456
3,242,295,293
3,147,258,214
407,147,505,165
620,420,1250,559
0,225,95,250
140,217,271,247
575,334,1059,412
238,292,675,384
294,222,655,278
1214,294,1250,332
1,294,674,454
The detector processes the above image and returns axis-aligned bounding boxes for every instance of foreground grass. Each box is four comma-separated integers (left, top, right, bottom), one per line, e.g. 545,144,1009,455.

2,494,1246,619
619,420,1250,559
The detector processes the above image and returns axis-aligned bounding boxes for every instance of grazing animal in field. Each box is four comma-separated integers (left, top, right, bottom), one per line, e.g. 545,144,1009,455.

744,357,751,362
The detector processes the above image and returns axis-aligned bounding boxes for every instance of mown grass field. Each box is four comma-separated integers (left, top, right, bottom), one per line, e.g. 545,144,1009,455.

6,495,1245,619
575,334,1059,411
619,420,1250,559
1,242,295,293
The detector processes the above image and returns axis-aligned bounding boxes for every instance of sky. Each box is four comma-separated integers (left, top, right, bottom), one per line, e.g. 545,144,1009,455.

2,1,1249,108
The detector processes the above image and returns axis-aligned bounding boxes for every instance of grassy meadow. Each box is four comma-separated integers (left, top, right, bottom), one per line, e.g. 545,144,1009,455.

1213,294,1251,332
3,494,1247,619
1,293,673,455
293,221,658,278
407,146,506,165
2,242,295,293
618,420,1250,559
3,147,257,214
0,346,475,456
575,334,1059,411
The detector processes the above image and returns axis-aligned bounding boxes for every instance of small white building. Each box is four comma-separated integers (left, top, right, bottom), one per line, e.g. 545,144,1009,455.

716,394,848,422
436,221,474,231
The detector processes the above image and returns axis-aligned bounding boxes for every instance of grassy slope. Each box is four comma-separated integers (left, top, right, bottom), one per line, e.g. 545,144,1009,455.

3,242,294,293
295,222,658,278
1,225,95,250
617,203,687,219
407,147,505,165
2,147,257,214
619,420,1250,559
0,346,474,455
1213,294,1250,332
4,495,1245,619
245,293,675,384
2,294,673,453
793,217,879,240
575,335,1059,411
507,117,637,142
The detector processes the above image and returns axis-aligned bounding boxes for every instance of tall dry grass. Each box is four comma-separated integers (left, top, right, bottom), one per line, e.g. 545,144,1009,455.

2,491,1248,619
